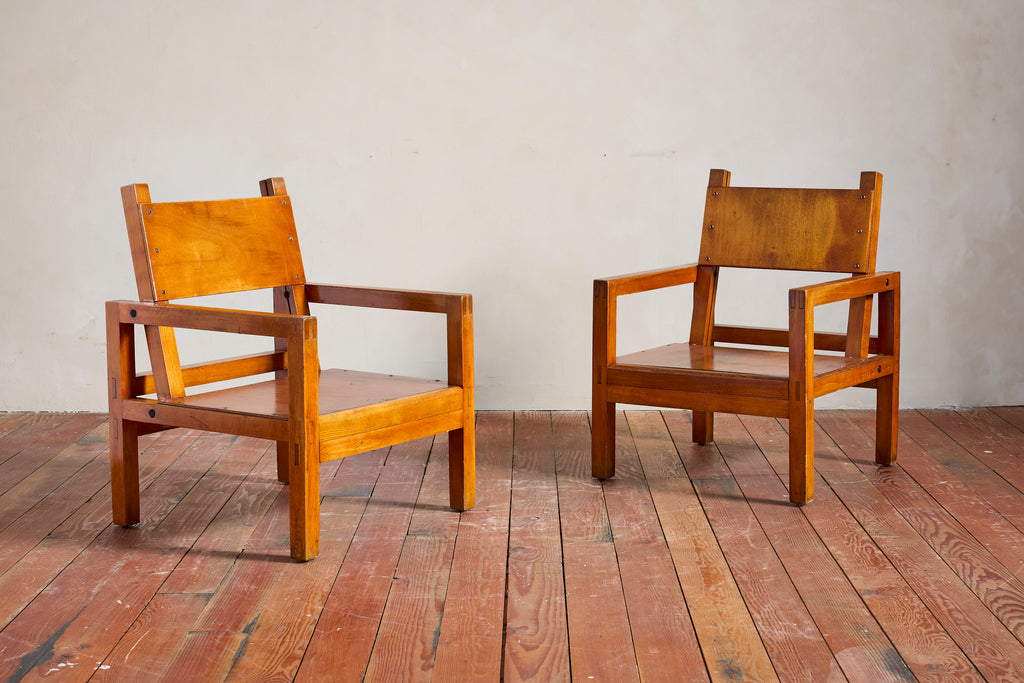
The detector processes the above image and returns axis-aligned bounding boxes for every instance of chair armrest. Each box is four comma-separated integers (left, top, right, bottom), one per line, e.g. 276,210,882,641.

788,271,900,377
302,283,473,390
596,264,700,297
594,265,699,368
789,271,899,308
107,300,311,337
305,283,469,314
302,283,474,395
106,300,318,407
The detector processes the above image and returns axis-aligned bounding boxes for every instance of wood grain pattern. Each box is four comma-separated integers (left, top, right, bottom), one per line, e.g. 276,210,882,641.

592,412,709,683
504,412,570,682
627,411,779,683
3,410,1024,679
700,187,875,273
433,413,513,682
807,413,1024,680
140,196,305,301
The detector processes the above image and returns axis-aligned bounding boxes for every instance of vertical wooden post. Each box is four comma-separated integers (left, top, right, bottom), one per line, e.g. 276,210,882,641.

875,274,900,465
845,172,883,359
288,316,320,561
447,294,476,510
261,177,311,483
121,183,185,400
592,279,616,478
788,289,815,504
107,301,141,525
690,168,729,444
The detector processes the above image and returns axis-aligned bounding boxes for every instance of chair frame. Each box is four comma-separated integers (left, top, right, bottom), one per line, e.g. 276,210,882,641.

107,178,474,560
592,169,899,503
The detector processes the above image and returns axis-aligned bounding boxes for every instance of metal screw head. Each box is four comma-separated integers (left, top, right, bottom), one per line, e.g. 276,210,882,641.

282,200,287,205
712,191,719,196
854,263,861,269
148,209,153,215
154,248,159,253
709,224,715,230
705,256,711,261
860,194,866,199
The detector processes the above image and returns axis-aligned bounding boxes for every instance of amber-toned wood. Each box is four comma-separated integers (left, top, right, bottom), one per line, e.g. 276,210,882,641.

699,188,876,273
108,178,475,560
593,169,899,505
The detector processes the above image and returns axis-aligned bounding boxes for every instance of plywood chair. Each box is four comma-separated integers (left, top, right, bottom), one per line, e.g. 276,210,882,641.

593,169,899,503
107,178,474,560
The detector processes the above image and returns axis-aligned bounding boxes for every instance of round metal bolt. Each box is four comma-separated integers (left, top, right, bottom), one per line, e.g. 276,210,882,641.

130,309,137,318
148,409,156,418
154,248,159,253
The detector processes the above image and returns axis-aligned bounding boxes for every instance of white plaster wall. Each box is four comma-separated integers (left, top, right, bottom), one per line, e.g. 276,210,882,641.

1,1,1021,411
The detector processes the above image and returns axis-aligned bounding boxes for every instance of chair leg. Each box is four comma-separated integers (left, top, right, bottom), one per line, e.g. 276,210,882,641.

788,401,814,505
288,441,320,561
110,417,140,526
592,389,616,479
875,374,899,466
448,421,476,511
275,441,290,483
692,410,714,444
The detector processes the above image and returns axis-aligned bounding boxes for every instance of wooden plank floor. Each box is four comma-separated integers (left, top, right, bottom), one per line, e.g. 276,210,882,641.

0,408,1023,681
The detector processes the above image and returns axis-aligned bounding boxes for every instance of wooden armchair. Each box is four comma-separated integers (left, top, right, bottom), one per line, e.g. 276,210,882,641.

593,169,899,503
107,178,474,560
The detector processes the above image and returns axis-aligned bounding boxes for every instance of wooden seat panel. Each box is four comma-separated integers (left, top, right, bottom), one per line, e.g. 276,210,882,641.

179,368,455,417
616,343,861,378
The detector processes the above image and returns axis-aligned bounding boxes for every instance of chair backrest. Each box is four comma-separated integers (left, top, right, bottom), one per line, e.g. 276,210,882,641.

698,169,881,274
690,169,883,358
120,178,307,400
121,179,306,303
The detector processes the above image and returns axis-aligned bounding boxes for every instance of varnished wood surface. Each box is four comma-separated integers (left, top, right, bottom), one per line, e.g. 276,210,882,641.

699,186,876,273
112,180,475,559
593,169,896,505
139,195,306,302
2,408,1022,681
616,343,864,378
178,368,455,418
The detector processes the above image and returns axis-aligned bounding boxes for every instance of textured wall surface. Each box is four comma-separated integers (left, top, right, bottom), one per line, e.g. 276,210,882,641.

2,1,1021,410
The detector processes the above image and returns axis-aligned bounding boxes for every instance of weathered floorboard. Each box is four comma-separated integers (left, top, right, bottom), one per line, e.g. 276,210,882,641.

0,408,1022,682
